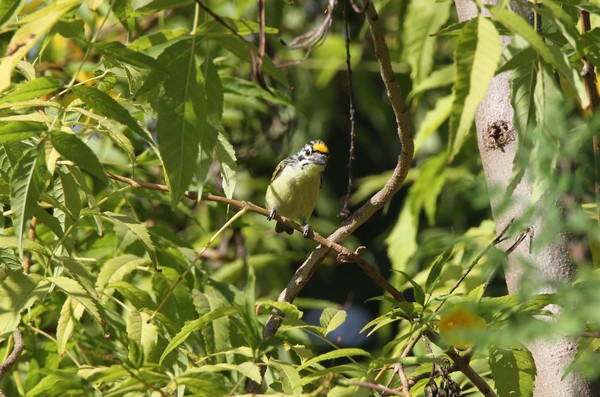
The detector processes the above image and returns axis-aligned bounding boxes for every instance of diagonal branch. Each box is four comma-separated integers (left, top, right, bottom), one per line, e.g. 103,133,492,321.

105,172,405,303
0,329,25,379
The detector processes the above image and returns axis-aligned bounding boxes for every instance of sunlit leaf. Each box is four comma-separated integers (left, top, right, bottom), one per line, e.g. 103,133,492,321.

449,16,501,159
51,131,108,185
0,77,61,103
0,272,48,339
0,121,46,143
10,145,45,257
489,347,536,397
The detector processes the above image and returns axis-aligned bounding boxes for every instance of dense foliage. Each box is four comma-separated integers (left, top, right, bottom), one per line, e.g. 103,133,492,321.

2,0,600,396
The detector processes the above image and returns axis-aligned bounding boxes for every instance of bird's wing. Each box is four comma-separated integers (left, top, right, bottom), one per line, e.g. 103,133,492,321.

270,158,293,182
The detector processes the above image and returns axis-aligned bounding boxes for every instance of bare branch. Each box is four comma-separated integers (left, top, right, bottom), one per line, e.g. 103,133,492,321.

0,329,25,379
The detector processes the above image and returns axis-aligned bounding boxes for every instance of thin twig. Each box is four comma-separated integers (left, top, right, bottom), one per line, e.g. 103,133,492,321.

433,220,514,315
350,381,405,396
424,329,497,397
0,329,25,378
248,1,414,391
340,0,356,218
105,172,406,305
396,362,413,397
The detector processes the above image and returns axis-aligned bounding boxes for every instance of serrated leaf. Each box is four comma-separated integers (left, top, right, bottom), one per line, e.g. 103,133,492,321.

0,272,48,339
426,246,453,292
71,107,135,160
272,361,303,395
67,166,103,235
489,347,535,397
111,0,135,32
96,254,148,294
257,300,303,321
71,85,151,144
51,131,108,185
216,132,237,198
297,348,370,371
395,270,426,306
95,41,165,71
56,297,85,355
320,308,347,336
102,212,157,267
47,276,102,324
492,7,588,108
0,121,46,143
127,309,157,358
449,16,502,159
159,306,239,364
0,248,21,274
0,0,79,91
0,77,61,103
155,41,206,204
110,281,155,309
10,145,45,257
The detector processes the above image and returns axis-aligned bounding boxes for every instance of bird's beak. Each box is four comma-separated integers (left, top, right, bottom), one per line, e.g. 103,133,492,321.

310,155,328,166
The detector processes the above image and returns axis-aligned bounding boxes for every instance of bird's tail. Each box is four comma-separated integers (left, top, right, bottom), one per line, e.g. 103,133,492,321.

275,222,294,235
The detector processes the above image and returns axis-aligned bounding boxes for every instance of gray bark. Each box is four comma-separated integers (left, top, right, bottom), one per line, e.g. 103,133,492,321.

454,1,595,396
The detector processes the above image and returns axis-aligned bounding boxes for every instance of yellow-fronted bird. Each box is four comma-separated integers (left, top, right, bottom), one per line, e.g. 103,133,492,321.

265,140,329,237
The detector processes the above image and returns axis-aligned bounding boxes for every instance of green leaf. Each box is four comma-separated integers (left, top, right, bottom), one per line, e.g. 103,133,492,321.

159,306,239,364
386,204,418,275
0,77,61,103
71,85,151,144
96,254,148,294
0,272,49,339
321,308,347,336
489,347,536,397
492,7,588,108
67,166,103,235
51,131,108,185
134,0,193,15
127,309,157,357
297,348,370,371
426,247,454,292
0,121,46,143
414,94,453,155
272,361,303,395
402,1,451,84
0,0,24,29
10,145,45,257
0,0,79,91
0,248,21,274
56,297,85,356
111,0,135,33
101,212,158,267
257,300,303,321
395,270,426,306
155,41,205,204
110,281,155,309
95,41,166,71
449,16,502,159
215,131,237,198
47,276,102,324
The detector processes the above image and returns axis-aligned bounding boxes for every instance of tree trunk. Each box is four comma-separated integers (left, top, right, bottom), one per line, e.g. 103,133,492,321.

454,1,595,396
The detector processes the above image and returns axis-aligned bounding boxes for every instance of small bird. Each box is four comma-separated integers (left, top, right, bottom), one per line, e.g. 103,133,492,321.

265,140,329,237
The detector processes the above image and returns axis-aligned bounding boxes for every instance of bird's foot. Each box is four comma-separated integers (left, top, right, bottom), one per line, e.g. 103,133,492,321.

267,208,276,221
302,224,312,238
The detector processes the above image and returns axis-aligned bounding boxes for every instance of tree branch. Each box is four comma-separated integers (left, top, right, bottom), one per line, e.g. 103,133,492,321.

105,172,405,303
0,329,25,379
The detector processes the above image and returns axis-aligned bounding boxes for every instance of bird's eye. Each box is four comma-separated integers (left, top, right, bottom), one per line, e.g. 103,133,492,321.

304,149,311,156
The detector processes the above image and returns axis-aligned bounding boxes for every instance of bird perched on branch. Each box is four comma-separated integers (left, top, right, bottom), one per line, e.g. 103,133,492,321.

265,140,329,237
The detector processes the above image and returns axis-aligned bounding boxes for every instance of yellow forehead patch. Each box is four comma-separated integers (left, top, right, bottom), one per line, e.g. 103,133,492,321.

312,140,329,154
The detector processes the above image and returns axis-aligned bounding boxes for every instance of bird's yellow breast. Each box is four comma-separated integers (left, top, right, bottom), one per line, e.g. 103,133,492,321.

265,162,324,222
